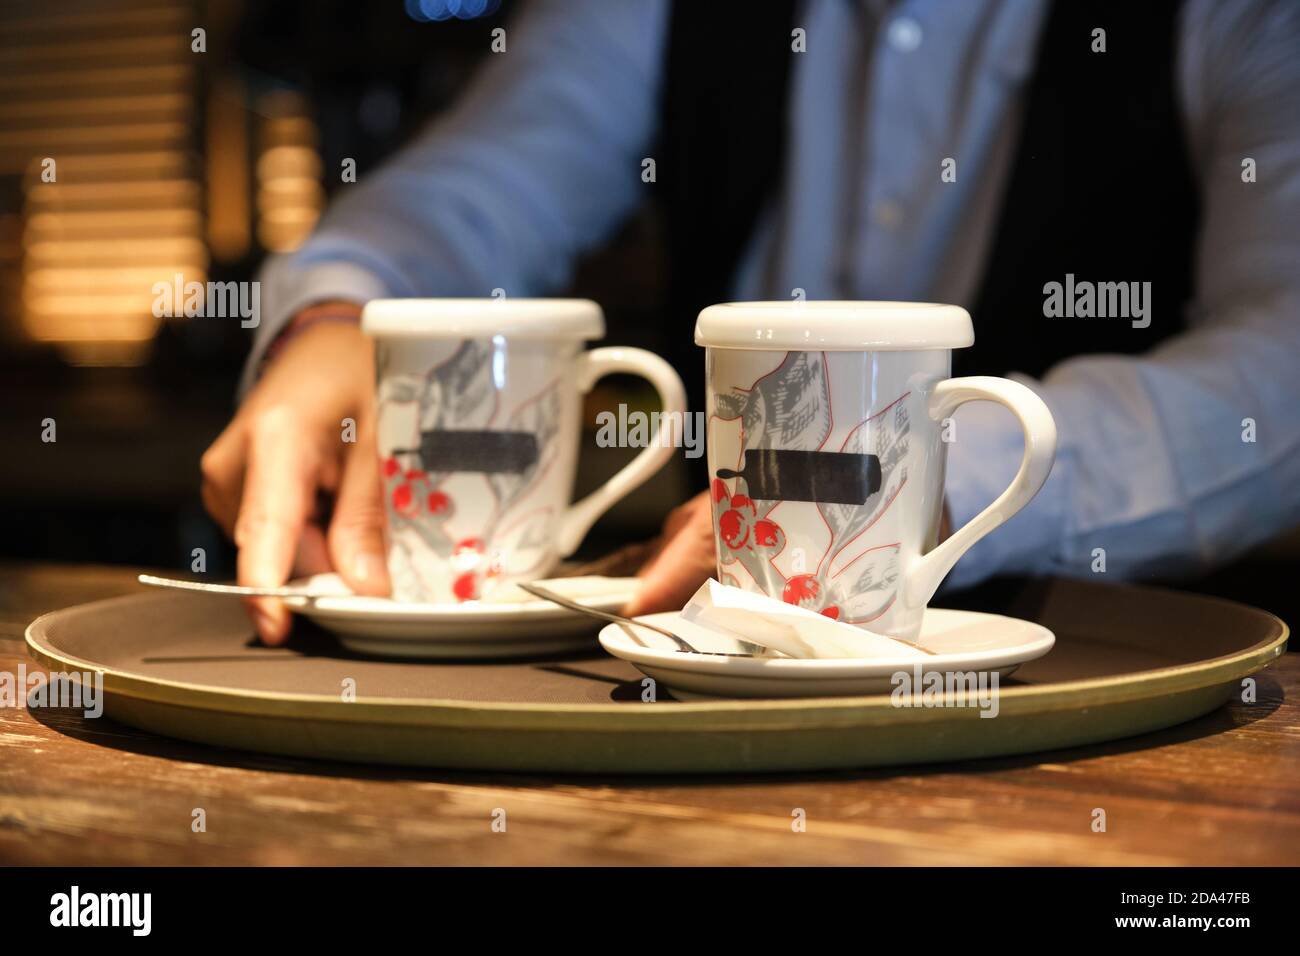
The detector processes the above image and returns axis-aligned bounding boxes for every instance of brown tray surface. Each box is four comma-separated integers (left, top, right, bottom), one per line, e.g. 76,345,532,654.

25,577,1288,773
30,578,1277,701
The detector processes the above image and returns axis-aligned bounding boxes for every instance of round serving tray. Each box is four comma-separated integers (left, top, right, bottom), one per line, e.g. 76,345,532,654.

25,578,1288,774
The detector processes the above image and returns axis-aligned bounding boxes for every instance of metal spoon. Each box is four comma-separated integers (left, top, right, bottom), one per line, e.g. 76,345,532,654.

137,574,327,599
517,583,758,657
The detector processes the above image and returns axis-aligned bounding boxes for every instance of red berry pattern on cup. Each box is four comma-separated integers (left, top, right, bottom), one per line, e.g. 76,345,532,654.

714,492,786,563
392,481,418,517
377,341,564,605
383,456,457,523
451,572,479,602
780,573,842,620
711,352,912,628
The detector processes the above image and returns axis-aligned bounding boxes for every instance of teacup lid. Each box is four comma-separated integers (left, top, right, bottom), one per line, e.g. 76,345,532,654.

362,298,604,340
694,301,974,351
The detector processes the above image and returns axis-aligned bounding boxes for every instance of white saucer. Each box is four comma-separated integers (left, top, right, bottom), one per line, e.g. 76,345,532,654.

285,573,640,659
598,608,1055,699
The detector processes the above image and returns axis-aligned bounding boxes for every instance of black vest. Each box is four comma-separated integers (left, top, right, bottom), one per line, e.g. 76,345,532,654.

658,0,1199,393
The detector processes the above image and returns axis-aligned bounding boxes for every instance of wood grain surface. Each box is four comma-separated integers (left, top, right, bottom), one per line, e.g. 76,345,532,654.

1,563,1296,866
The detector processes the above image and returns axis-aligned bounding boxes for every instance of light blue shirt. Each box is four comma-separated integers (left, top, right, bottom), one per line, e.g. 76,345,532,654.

247,0,1300,588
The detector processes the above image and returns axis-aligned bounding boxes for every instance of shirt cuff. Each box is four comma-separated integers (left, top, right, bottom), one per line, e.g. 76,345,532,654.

940,375,1069,590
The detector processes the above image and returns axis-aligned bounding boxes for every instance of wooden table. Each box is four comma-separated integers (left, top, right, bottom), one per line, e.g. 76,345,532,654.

1,563,1296,866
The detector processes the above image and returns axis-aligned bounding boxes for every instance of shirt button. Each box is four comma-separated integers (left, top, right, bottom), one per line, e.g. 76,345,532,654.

887,17,923,52
874,199,903,229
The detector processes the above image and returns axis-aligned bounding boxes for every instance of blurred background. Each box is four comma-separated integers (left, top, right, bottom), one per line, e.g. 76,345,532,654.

0,0,1295,622
0,0,685,580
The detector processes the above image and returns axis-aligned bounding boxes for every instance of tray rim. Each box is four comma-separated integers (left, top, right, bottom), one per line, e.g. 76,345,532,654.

23,585,1290,733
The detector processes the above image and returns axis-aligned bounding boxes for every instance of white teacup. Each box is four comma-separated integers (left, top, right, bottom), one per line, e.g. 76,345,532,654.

364,298,686,604
696,301,1056,641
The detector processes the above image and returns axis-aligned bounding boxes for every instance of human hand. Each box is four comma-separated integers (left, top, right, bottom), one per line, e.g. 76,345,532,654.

621,490,717,617
200,305,390,644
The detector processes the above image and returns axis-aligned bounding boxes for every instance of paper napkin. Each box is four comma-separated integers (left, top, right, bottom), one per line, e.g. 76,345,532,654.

681,579,930,660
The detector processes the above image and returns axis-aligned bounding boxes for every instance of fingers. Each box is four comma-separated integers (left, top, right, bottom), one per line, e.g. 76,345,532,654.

235,409,319,644
328,431,390,597
294,522,335,578
622,493,716,617
199,425,245,537
633,491,708,577
660,493,706,542
566,539,658,578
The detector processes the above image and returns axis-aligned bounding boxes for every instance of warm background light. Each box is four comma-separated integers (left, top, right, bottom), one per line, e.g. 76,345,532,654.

0,0,328,365
2,0,201,365
254,92,323,253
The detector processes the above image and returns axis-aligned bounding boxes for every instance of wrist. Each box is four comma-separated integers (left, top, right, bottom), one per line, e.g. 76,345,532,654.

260,301,364,370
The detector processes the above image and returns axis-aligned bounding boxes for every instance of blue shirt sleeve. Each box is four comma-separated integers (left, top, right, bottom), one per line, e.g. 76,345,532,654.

944,0,1300,588
242,0,669,393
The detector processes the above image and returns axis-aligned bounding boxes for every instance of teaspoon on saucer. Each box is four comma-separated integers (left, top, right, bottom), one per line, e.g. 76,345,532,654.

137,574,330,599
518,583,760,657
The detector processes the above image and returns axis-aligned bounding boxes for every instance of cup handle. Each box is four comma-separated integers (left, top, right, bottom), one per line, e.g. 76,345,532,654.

903,376,1057,610
555,347,688,557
